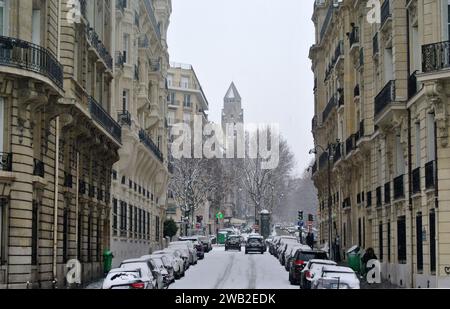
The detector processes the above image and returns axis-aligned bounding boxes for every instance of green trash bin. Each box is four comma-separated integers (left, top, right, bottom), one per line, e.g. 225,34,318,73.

346,245,361,273
103,250,114,275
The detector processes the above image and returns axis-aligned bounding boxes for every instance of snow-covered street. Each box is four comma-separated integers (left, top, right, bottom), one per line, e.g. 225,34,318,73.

170,246,298,289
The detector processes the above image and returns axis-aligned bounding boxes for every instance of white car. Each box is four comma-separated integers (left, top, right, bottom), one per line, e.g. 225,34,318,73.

102,266,156,289
152,250,185,279
169,241,198,265
312,265,360,289
120,258,165,289
300,259,337,289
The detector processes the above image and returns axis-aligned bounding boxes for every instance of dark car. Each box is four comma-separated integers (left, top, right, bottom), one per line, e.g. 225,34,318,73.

225,235,242,251
288,249,328,285
245,236,265,254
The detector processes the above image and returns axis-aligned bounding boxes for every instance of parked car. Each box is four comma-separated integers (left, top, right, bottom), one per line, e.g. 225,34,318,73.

151,250,184,279
278,239,299,265
102,267,155,289
119,258,165,289
169,241,198,265
300,259,337,289
179,237,205,259
311,265,360,289
269,236,281,255
197,235,213,252
275,236,297,258
288,249,328,285
156,249,187,276
285,245,310,271
245,236,265,254
142,255,175,286
225,235,242,251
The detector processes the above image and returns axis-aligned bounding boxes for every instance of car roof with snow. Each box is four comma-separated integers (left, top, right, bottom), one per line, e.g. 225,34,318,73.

321,265,355,273
308,259,336,265
121,258,149,264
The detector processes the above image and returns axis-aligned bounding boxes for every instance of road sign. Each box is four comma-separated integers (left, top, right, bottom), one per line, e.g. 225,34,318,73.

298,221,304,227
216,212,224,220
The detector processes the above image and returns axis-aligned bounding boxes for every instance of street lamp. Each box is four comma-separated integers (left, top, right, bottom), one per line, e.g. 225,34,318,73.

309,140,340,260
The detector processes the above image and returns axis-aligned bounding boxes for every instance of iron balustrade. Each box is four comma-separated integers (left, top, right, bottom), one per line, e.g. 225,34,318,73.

88,96,122,143
144,0,161,39
384,182,391,204
381,0,391,27
408,71,418,99
349,26,359,47
376,187,382,207
0,36,63,88
425,161,435,189
375,80,396,116
139,129,163,162
373,33,379,55
412,167,421,194
367,191,372,207
394,175,405,199
322,96,336,122
86,25,113,70
422,40,450,73
0,152,12,171
64,172,73,188
118,110,132,127
33,159,44,177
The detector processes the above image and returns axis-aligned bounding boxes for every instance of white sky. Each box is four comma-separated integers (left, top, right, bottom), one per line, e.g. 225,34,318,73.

167,0,315,176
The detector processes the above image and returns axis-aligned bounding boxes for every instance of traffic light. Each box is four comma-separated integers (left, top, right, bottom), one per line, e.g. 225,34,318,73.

298,211,304,221
308,214,314,222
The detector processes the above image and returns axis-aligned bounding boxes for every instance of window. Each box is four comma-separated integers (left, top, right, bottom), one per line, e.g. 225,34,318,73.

63,204,69,263
87,212,92,262
183,94,191,108
181,77,189,88
147,212,151,240
32,7,41,45
168,111,175,125
155,216,160,240
0,0,9,36
379,222,383,262
427,113,436,162
123,33,130,63
416,212,423,272
138,209,142,237
0,198,6,264
120,201,127,236
112,199,118,236
31,200,39,265
397,216,407,264
384,47,393,82
415,122,421,168
430,210,436,273
167,75,173,87
96,216,101,262
0,97,3,153
122,89,129,111
387,221,391,262
395,134,405,176
134,206,138,238
129,205,133,235
167,92,175,104
358,218,362,247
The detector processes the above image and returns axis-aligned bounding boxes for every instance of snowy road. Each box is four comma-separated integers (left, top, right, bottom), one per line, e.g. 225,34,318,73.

170,246,298,289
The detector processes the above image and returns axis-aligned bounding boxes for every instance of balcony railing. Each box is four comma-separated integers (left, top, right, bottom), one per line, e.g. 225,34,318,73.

89,96,122,143
33,159,45,177
118,110,132,127
144,0,161,39
422,40,450,73
0,36,64,88
139,129,163,162
0,152,12,171
384,182,391,204
375,80,396,116
64,172,73,188
349,26,359,47
376,186,382,207
408,71,418,99
86,25,113,70
412,167,421,194
373,33,379,55
425,161,435,189
322,96,336,122
394,175,405,199
381,0,391,27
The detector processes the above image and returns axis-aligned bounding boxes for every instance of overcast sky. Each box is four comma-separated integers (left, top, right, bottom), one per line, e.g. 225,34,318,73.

167,0,315,176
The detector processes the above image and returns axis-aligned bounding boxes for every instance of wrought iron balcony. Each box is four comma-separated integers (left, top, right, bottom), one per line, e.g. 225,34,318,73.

139,129,163,162
408,71,418,99
376,186,382,207
88,96,122,143
86,25,113,70
422,40,450,73
64,172,73,188
0,152,12,171
349,26,359,47
425,161,435,189
412,167,421,194
322,96,336,122
373,33,379,56
394,175,405,199
0,36,63,89
118,110,132,127
375,80,396,116
144,0,161,39
33,159,45,177
381,0,391,27
384,182,391,204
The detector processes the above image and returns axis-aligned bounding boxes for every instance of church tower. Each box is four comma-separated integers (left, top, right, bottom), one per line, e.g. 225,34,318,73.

221,82,244,131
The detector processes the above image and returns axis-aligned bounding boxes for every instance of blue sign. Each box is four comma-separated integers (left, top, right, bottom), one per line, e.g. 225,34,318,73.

298,221,304,227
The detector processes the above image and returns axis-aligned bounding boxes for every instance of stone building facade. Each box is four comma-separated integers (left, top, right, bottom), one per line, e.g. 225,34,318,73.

110,0,171,268
310,0,450,288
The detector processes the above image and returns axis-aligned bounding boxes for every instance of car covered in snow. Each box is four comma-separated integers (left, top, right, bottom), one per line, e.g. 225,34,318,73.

284,244,311,271
120,258,165,289
169,241,198,265
245,236,265,254
288,249,328,285
179,237,205,259
311,265,360,289
141,255,175,286
151,250,185,279
225,235,242,251
299,259,337,289
102,267,156,289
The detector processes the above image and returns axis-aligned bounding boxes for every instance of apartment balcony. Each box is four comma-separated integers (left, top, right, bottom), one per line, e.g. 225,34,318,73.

0,36,64,91
374,80,406,126
0,153,12,172
88,96,122,144
384,182,391,204
380,0,392,31
118,110,132,127
85,25,113,71
33,159,45,178
394,175,405,200
421,40,450,81
322,96,337,123
139,129,163,162
412,167,421,194
425,161,435,189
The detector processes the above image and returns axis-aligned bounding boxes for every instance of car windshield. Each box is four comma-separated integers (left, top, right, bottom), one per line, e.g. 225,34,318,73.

248,238,262,244
228,237,240,242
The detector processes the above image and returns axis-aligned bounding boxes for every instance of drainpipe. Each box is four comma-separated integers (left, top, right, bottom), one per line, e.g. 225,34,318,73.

434,119,439,287
52,0,62,288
